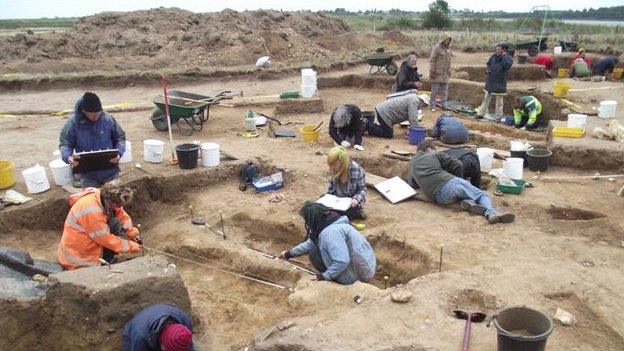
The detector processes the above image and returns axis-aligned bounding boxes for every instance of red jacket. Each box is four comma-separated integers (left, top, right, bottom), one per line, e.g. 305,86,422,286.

534,54,553,69
57,188,140,270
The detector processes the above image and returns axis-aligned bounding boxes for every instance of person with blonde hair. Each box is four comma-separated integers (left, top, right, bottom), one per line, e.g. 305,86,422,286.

326,146,366,220
57,181,142,269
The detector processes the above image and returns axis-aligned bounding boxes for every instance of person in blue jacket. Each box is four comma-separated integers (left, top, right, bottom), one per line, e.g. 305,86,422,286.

122,303,194,351
59,92,127,188
477,42,513,120
278,202,376,285
429,114,469,144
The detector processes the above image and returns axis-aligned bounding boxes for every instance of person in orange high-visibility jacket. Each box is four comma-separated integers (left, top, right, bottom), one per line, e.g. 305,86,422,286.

58,181,142,270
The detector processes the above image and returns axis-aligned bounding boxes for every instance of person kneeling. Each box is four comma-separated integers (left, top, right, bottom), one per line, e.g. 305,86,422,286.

279,202,377,285
366,93,430,139
57,181,142,270
513,96,542,130
123,303,194,351
329,104,365,150
326,146,367,220
408,144,515,224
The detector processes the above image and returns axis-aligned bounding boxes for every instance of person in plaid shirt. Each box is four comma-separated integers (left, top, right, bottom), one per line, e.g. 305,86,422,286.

326,146,367,220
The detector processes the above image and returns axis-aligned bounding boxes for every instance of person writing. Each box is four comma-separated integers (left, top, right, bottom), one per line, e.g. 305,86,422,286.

326,146,366,220
391,54,423,93
60,92,127,188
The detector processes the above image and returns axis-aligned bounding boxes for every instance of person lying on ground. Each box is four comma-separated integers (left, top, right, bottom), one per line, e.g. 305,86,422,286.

477,42,513,120
59,92,128,188
278,202,376,285
408,142,515,224
429,33,452,103
57,181,142,270
428,114,469,144
593,55,618,79
365,93,430,138
392,54,423,93
569,57,591,78
123,303,194,351
326,146,367,220
328,104,365,150
513,96,543,130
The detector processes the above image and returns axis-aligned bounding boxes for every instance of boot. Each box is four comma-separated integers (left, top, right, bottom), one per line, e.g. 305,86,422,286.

487,212,515,224
460,199,487,215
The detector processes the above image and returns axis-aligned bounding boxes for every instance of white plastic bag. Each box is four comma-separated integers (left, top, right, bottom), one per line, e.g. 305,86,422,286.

255,56,270,68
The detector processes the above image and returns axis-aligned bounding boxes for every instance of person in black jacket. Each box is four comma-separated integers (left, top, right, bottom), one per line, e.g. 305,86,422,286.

329,104,365,151
122,303,194,351
392,54,423,93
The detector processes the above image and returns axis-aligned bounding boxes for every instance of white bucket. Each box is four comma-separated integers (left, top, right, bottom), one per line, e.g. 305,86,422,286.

48,159,72,186
503,157,524,180
301,84,317,99
553,46,562,54
598,100,617,119
301,68,317,86
21,164,50,193
567,114,587,129
143,139,165,163
476,147,494,172
200,142,220,167
119,141,132,164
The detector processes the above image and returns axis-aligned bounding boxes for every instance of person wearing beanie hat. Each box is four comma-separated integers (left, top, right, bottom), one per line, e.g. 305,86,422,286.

123,303,194,351
59,92,128,188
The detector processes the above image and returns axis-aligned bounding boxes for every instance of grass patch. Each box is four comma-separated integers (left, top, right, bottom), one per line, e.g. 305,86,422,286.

0,17,77,29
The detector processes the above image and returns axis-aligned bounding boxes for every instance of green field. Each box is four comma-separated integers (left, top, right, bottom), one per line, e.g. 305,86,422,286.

0,17,77,29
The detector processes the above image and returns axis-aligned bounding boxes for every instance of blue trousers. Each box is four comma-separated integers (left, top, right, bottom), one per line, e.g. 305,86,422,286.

366,109,394,138
435,177,496,216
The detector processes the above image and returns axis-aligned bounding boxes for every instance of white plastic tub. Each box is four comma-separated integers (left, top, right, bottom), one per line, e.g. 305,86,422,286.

143,139,165,163
503,157,524,180
200,142,220,167
567,114,587,129
476,147,494,172
49,159,72,186
598,100,617,119
22,164,50,193
119,141,132,163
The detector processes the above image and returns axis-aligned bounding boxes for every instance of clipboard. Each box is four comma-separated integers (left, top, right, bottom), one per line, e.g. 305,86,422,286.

73,149,119,174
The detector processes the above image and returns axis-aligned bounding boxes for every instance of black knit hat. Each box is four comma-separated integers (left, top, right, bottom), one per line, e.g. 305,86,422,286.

81,92,102,112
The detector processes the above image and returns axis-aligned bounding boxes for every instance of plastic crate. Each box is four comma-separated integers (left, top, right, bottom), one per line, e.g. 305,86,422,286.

552,127,584,138
497,179,526,195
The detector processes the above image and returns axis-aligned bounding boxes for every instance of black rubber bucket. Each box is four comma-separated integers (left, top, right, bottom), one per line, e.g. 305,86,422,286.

175,143,200,169
526,149,552,172
492,306,554,351
510,150,528,168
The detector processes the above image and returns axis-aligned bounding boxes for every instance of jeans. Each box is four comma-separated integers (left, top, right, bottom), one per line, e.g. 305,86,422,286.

477,90,505,119
101,217,125,264
366,109,394,138
435,177,496,216
516,113,544,130
431,83,449,103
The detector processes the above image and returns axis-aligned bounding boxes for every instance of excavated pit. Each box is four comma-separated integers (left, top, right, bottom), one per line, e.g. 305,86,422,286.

546,206,607,221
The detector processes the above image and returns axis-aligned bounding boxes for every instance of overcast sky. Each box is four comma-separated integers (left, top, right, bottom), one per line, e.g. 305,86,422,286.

0,0,622,19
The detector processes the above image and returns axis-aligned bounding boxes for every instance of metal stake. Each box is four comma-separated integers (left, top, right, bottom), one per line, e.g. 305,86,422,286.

384,275,389,290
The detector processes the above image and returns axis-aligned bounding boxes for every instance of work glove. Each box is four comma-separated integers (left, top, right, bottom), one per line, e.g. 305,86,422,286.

354,145,364,151
340,141,351,148
128,241,142,253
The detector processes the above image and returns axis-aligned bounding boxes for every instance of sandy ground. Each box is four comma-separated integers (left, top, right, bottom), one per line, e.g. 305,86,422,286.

1,52,624,350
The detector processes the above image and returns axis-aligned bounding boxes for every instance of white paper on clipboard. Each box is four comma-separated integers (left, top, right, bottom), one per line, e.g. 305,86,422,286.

316,194,352,211
374,176,417,204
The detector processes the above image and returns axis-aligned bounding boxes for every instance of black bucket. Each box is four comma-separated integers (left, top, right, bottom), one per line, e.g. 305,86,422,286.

526,149,552,172
492,306,554,351
510,150,528,168
175,143,200,169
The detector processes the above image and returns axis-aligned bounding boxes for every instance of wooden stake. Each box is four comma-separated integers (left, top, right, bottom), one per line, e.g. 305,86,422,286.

439,244,444,273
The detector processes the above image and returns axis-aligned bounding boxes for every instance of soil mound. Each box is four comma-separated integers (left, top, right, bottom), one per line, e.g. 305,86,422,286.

0,8,352,73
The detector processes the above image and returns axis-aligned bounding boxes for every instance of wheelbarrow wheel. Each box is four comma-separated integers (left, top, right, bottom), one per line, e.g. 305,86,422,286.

527,45,539,57
386,61,399,75
150,108,169,131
